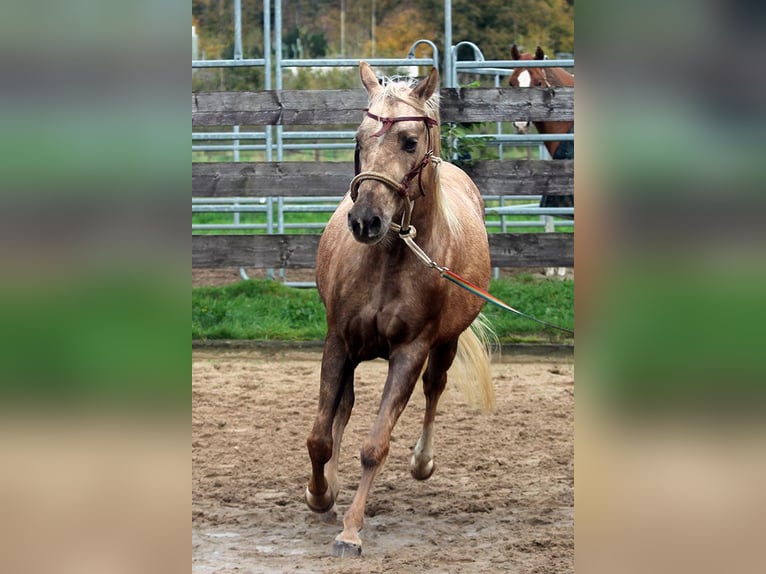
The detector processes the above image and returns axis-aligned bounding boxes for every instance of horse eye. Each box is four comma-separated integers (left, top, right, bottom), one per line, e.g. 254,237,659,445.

403,138,417,153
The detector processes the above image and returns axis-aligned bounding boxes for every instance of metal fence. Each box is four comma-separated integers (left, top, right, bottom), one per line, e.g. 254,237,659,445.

192,0,574,283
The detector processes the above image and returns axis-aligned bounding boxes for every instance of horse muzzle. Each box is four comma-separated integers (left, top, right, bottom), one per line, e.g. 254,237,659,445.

347,203,390,244
513,121,530,134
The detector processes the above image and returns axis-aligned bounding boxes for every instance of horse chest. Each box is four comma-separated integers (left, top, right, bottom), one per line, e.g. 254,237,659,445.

336,292,433,357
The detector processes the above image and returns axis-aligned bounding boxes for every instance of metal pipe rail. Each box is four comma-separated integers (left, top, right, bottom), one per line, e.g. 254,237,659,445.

192,201,574,229
192,143,355,152
192,131,356,141
456,59,574,70
191,133,572,153
192,59,266,68
278,58,436,68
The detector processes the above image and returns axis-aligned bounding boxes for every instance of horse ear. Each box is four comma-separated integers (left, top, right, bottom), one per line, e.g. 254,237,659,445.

535,46,545,60
359,61,381,96
411,67,439,102
511,44,521,60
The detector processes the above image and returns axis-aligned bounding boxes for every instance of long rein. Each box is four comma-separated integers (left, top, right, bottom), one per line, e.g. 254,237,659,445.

349,111,574,336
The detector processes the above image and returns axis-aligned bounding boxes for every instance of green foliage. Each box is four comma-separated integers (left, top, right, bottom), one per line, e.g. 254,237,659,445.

441,122,497,169
282,67,359,90
192,276,573,343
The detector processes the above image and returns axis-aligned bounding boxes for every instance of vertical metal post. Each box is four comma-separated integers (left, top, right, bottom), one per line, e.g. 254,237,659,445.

233,0,243,60
444,0,452,87
500,196,507,233
544,215,555,276
275,0,284,162
341,0,346,57
275,0,285,280
266,196,275,280
264,0,275,280
264,0,273,162
494,74,503,159
232,125,240,161
234,0,245,279
233,0,243,162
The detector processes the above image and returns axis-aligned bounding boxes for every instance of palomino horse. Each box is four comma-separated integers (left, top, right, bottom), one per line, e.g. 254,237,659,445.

306,62,495,556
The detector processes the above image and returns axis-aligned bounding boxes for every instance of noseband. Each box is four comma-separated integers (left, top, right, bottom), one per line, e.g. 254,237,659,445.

350,110,441,233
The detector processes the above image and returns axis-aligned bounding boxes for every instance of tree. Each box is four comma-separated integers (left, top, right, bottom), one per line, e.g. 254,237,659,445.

365,6,437,57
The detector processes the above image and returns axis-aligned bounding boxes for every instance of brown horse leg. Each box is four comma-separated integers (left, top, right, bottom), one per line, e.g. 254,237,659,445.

410,339,458,480
306,335,355,513
324,376,354,507
333,347,427,556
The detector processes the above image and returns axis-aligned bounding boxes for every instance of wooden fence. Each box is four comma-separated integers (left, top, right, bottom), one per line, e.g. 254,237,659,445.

192,87,574,270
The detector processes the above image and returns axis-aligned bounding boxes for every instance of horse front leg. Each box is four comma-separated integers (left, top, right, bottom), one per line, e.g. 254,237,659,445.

333,346,428,557
410,339,458,480
306,334,355,513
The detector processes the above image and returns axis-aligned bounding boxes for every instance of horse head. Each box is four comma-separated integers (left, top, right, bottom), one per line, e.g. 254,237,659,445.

347,62,440,244
508,45,551,133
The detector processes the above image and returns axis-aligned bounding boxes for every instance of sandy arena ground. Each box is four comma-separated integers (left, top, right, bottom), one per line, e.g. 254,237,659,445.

192,346,573,573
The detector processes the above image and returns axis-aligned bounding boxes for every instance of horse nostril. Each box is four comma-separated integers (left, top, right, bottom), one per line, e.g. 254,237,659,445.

368,216,381,236
349,216,362,237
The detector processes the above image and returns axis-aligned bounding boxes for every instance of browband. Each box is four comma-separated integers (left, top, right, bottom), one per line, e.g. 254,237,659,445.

366,110,438,137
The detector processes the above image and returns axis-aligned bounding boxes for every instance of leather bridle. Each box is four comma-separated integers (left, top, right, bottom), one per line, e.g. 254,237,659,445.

350,110,441,233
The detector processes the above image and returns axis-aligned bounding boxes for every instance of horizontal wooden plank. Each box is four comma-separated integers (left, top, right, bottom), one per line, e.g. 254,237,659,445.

440,88,574,123
192,160,574,198
192,234,322,269
467,159,574,197
192,233,573,269
192,90,367,127
192,161,353,197
192,88,574,127
489,232,573,267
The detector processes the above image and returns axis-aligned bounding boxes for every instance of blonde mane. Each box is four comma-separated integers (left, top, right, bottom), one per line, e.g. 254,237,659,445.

369,78,463,237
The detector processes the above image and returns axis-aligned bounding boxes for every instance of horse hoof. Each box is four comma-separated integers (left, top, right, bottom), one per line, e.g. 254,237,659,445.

409,456,435,481
332,540,362,558
305,486,335,513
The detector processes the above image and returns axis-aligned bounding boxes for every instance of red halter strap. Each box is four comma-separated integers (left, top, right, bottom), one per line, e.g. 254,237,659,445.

365,110,438,137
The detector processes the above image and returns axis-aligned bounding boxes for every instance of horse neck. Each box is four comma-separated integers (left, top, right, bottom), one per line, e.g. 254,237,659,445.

536,68,573,156
547,67,574,88
408,162,440,233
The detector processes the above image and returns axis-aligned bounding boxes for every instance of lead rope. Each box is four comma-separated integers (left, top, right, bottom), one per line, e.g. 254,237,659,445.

391,223,574,336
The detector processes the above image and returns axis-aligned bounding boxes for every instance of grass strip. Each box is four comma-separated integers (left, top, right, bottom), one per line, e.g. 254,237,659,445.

192,275,573,344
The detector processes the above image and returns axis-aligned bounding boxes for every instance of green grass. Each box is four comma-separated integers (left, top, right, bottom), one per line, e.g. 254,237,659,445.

483,276,574,343
192,279,326,341
192,275,573,344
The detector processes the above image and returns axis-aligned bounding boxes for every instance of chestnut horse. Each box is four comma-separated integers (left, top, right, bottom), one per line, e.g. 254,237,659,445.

306,62,495,556
508,44,574,222
508,44,574,160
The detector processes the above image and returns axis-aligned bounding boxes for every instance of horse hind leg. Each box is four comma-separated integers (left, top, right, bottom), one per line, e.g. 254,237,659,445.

410,340,458,480
306,336,354,513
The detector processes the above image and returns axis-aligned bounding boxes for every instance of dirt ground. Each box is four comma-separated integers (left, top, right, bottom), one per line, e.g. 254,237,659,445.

192,346,573,573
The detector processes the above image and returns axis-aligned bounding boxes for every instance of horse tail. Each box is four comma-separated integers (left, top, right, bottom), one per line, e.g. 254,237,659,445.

450,313,497,411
